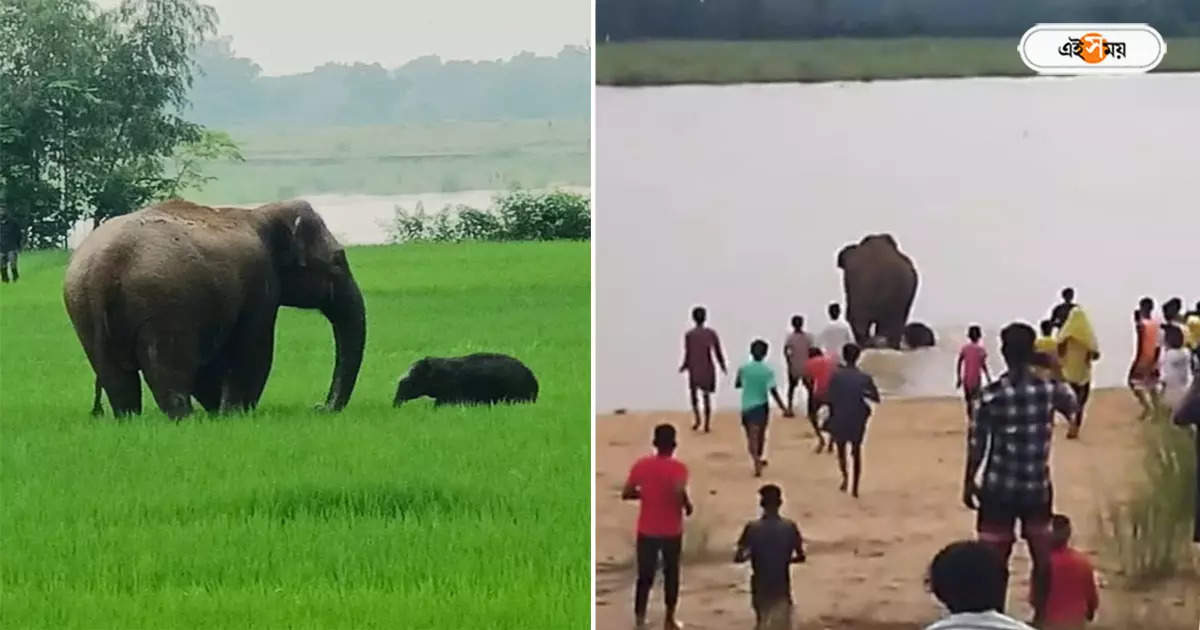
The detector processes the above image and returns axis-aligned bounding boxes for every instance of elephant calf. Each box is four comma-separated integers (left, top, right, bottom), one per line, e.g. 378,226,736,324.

393,354,538,407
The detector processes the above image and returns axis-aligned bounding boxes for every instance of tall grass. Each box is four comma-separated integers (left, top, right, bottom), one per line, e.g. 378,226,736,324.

1098,413,1197,585
597,38,1200,86
0,244,590,628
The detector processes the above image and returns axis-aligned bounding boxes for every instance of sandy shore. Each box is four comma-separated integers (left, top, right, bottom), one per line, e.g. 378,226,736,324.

595,389,1199,629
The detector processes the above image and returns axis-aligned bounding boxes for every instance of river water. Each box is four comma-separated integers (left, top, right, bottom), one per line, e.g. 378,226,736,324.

596,74,1199,413
66,187,589,248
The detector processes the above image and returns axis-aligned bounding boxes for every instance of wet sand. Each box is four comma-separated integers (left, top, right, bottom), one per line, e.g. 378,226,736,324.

595,389,1199,629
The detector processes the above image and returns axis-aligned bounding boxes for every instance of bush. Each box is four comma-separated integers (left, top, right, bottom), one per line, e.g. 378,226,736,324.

1099,418,1197,584
387,190,590,243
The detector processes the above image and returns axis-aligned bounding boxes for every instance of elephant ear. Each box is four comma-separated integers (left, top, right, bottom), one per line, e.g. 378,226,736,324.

877,233,898,249
836,244,857,269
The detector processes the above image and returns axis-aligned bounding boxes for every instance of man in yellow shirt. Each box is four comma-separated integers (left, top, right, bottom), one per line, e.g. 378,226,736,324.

1058,305,1099,439
1034,320,1061,380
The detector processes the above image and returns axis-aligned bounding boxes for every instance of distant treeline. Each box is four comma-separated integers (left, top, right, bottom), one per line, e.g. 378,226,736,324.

189,38,590,126
597,0,1200,41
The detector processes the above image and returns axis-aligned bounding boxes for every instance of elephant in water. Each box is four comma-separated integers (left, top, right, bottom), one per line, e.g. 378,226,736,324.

64,199,366,419
836,234,919,350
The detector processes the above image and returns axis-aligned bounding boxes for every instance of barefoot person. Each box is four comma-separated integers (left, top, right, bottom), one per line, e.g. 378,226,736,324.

825,343,880,498
783,315,814,417
925,541,1037,630
1037,514,1099,630
680,306,727,432
736,339,792,477
964,322,1077,625
1128,298,1161,418
623,424,693,630
1057,305,1098,438
956,326,992,419
802,347,836,452
734,484,806,630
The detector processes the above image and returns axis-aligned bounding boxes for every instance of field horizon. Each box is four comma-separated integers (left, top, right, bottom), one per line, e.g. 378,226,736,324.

596,37,1200,86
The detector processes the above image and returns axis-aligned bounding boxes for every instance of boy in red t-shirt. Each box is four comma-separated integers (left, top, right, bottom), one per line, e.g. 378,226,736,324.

1035,514,1099,630
803,347,836,452
623,424,693,630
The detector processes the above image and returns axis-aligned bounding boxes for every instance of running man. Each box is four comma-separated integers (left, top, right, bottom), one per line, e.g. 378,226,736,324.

1049,287,1075,331
623,424,693,630
965,322,1078,625
1057,304,1099,438
680,306,727,432
734,484,806,630
736,339,793,477
783,315,815,417
956,325,992,419
825,343,880,498
1128,298,1160,420
925,541,1037,630
817,303,853,360
802,347,836,452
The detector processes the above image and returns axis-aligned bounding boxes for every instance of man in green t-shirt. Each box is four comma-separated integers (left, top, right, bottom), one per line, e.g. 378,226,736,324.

736,339,793,477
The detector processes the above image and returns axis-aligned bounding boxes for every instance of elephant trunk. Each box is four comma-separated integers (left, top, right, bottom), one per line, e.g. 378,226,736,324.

321,273,366,411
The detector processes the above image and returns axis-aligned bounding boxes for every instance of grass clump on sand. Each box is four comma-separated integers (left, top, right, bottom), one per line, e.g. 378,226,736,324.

0,243,589,629
1098,413,1197,585
596,38,1200,85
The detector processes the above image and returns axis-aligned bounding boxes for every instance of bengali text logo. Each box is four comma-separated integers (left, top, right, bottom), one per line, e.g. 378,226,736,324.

1019,24,1165,75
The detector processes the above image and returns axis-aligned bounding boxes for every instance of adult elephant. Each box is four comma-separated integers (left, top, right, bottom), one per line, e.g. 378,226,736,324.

64,199,366,419
836,233,919,350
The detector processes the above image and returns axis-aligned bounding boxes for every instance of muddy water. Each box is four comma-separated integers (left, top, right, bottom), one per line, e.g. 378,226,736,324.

596,74,1199,412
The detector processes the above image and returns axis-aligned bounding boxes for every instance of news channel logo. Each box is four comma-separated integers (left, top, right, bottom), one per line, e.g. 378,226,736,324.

1019,24,1166,75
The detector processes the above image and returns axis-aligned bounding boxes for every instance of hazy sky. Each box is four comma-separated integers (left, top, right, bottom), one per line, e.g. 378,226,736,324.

95,0,589,76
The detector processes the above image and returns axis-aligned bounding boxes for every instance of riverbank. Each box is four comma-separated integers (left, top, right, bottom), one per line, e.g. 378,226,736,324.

595,389,1199,629
596,38,1200,85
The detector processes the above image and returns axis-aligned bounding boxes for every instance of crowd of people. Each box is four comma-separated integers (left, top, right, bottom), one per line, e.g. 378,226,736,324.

619,289,1200,630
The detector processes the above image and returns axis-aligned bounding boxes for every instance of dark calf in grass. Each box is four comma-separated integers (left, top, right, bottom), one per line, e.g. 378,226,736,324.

393,353,539,407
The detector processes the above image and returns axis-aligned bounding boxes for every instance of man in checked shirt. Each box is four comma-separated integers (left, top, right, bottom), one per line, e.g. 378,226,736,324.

963,322,1078,626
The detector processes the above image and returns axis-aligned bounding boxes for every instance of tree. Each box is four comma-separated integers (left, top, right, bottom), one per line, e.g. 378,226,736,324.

163,129,244,198
0,0,222,245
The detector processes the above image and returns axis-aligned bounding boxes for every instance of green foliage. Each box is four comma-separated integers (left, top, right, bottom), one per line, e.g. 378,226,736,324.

0,243,590,628
388,190,591,243
163,129,245,198
0,0,227,247
1099,418,1197,584
597,38,1200,85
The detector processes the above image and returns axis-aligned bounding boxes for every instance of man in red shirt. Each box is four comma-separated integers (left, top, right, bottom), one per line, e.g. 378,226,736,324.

1034,514,1098,630
623,424,693,630
802,347,836,452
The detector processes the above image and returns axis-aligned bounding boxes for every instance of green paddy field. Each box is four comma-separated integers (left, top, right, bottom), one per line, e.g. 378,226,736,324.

0,243,589,629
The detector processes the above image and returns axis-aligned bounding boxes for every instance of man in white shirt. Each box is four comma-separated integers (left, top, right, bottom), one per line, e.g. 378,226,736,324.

817,302,854,361
925,540,1036,630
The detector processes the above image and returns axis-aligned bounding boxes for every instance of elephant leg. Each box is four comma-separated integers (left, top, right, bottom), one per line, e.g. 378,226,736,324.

193,362,225,414
137,335,197,420
100,368,142,418
221,311,276,412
